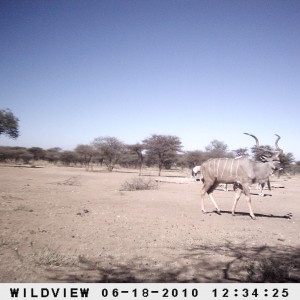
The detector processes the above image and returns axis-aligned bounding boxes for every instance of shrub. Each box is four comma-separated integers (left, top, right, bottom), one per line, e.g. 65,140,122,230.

120,177,158,191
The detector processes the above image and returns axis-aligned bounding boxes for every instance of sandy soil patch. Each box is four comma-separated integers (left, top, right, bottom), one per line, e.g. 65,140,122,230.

0,165,299,282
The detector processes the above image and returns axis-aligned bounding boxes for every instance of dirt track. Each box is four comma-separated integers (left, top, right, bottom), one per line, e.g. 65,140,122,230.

0,165,299,282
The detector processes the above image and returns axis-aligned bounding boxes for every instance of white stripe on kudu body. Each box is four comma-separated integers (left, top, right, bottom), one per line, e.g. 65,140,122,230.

200,133,283,219
220,158,228,178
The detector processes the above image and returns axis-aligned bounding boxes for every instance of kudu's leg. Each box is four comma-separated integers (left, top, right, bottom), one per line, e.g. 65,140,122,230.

244,186,256,219
204,182,221,214
232,188,242,216
258,183,265,197
267,179,271,191
201,182,216,214
208,192,221,214
200,185,208,214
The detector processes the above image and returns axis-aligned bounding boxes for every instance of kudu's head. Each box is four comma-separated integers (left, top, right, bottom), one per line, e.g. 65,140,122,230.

244,133,283,171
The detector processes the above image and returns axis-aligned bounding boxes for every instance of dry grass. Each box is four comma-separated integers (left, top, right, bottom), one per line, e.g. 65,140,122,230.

33,247,77,267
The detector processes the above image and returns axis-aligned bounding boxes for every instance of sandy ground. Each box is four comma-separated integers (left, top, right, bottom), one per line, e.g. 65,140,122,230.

0,165,299,282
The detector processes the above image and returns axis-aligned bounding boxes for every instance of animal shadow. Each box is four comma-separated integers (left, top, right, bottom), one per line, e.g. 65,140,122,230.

218,210,293,219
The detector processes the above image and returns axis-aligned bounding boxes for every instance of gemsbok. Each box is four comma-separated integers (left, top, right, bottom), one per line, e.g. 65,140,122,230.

200,133,283,219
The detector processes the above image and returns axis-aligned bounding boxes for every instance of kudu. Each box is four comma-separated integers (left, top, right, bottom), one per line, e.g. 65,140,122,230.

200,134,283,219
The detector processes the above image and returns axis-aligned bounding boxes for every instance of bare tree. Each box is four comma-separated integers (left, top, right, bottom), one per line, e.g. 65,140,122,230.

0,109,19,139
92,137,125,171
143,134,182,176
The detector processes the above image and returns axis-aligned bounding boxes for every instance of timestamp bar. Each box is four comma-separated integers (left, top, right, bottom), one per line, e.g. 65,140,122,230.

1,283,299,300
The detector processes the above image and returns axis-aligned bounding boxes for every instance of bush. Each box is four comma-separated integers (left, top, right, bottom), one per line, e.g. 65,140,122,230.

120,177,158,191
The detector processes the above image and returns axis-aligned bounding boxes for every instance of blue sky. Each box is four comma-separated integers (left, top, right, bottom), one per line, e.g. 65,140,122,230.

1,0,299,159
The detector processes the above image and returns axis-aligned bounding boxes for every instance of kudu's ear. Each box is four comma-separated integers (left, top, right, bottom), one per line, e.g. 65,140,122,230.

259,155,268,162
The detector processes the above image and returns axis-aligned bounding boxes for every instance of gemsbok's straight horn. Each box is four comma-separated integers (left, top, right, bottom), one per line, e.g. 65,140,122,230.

200,133,282,219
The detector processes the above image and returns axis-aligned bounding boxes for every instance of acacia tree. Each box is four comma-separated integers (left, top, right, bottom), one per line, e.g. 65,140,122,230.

277,152,294,174
59,151,79,166
28,147,46,160
74,144,95,168
45,147,62,164
0,109,19,139
92,136,125,171
232,147,249,157
143,134,182,176
205,139,231,158
127,143,144,175
183,150,208,168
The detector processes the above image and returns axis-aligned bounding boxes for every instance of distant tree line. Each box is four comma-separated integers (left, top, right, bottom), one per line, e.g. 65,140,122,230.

0,135,298,175
0,109,299,175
